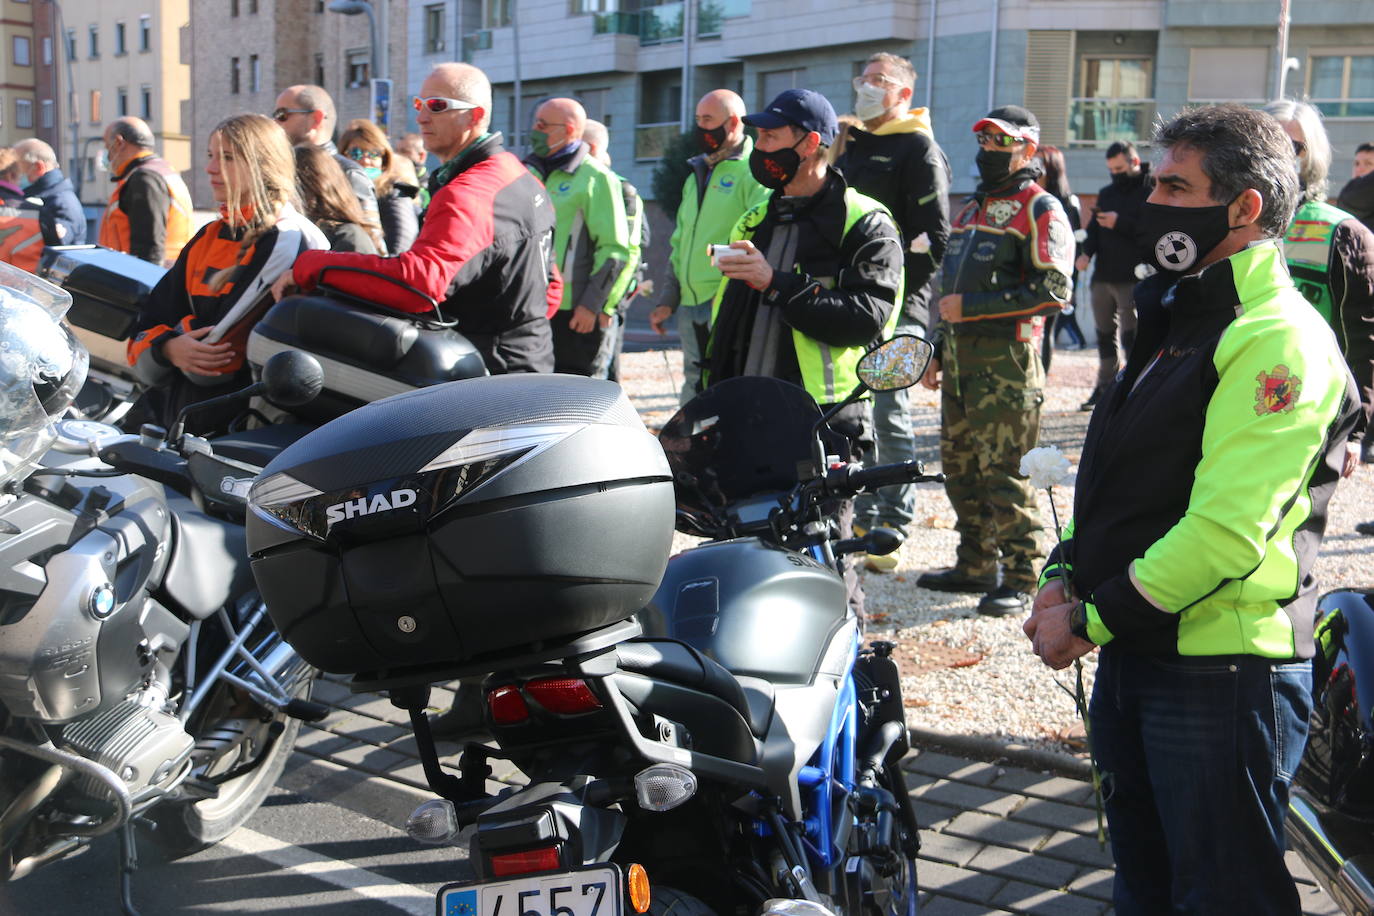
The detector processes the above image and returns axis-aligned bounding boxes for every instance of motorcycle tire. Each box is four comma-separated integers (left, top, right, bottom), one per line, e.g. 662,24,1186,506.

149,676,315,856
868,766,919,916
647,886,716,916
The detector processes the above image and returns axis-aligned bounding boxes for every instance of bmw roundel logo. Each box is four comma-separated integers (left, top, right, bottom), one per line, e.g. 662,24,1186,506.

557,181,572,193
1156,231,1197,271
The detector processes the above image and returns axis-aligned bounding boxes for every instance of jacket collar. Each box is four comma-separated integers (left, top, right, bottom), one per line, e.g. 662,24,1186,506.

1159,240,1288,319
113,151,156,181
975,163,1042,199
689,136,751,170
431,132,504,192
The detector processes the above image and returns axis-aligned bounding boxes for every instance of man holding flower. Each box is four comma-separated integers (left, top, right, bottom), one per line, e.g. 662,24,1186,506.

1025,104,1360,913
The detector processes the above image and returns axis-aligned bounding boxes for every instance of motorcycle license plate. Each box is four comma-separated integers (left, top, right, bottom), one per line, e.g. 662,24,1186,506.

437,864,623,916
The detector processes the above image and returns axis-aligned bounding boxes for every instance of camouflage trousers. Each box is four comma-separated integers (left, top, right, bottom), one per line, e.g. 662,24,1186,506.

940,334,1046,591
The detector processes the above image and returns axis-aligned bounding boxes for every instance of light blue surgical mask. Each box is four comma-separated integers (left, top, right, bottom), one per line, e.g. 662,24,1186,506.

363,166,383,180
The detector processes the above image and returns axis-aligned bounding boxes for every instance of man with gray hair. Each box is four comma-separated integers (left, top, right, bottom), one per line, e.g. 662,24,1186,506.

98,116,194,265
1025,103,1360,912
14,138,84,245
1264,99,1374,483
280,63,559,375
272,83,383,252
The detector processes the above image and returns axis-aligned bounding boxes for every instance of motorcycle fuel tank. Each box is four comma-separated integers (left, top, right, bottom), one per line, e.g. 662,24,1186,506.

638,537,848,685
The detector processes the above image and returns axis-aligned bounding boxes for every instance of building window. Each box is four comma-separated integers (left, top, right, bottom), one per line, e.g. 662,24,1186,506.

117,88,128,117
1070,56,1154,148
636,71,682,160
88,25,99,59
250,54,260,93
424,4,446,54
483,0,511,29
577,87,611,127
1188,46,1269,103
570,0,617,12
140,85,152,120
758,68,803,109
1309,53,1374,119
13,36,30,67
15,99,32,129
40,99,53,129
41,37,51,66
65,28,75,61
140,15,151,52
230,56,240,95
115,21,127,55
313,53,324,88
249,0,259,13
231,0,239,16
346,50,369,88
89,89,101,124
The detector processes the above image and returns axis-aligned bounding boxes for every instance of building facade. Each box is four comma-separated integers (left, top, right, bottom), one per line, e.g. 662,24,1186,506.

405,0,1374,202
188,0,409,208
0,0,51,150
57,0,192,208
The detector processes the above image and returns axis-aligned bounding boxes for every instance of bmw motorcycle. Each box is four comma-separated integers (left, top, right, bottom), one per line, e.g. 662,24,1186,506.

1286,589,1374,913
246,334,939,916
0,262,327,912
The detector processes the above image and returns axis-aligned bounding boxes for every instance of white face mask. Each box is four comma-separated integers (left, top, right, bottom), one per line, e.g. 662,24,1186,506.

854,83,893,122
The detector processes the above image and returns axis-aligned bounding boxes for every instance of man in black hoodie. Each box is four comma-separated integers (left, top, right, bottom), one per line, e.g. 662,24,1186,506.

838,52,950,558
1338,141,1374,233
1077,140,1152,410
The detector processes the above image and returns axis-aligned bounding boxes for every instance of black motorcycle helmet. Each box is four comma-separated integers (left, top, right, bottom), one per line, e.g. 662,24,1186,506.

0,266,89,488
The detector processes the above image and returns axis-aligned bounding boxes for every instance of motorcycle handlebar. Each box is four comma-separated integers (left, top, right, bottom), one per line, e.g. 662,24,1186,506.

823,460,945,496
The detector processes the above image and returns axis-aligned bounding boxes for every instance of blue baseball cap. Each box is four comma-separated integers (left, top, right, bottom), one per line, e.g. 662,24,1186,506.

743,89,839,146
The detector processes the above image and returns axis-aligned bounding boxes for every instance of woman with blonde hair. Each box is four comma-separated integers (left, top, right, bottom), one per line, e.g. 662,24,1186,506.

339,118,419,254
126,112,327,433
294,145,380,254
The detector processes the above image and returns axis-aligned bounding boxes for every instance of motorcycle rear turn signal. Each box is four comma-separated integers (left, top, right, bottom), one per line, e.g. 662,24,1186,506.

634,763,698,812
405,798,459,845
487,685,530,725
627,863,651,913
524,677,603,714
490,845,561,877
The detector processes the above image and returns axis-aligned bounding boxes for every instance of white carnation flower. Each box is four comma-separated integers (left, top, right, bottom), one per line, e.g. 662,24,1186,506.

1020,446,1073,489
909,232,931,254
1073,228,1088,243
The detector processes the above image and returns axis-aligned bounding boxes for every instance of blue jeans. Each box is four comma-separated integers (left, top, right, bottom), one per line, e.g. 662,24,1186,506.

856,317,922,531
1089,647,1311,915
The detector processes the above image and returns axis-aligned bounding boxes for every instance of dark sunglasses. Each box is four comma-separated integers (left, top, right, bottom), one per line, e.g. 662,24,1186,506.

346,147,384,161
978,130,1022,148
413,96,477,114
272,107,315,122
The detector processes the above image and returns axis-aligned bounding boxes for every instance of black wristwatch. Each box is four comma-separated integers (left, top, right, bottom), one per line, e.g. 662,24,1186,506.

1069,601,1093,643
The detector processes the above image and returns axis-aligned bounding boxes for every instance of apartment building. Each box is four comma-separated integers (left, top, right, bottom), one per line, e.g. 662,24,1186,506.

406,0,1374,200
0,0,57,150
56,0,192,208
188,0,408,207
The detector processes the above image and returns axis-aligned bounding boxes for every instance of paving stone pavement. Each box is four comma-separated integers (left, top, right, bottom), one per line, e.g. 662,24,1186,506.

298,677,1342,915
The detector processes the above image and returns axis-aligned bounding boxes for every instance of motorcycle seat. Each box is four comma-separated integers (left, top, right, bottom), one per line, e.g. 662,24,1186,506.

616,638,771,737
211,423,313,468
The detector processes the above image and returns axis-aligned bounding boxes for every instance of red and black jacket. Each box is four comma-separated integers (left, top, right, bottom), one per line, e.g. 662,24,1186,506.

291,133,562,349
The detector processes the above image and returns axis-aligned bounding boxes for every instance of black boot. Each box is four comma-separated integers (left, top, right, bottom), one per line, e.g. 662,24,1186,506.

977,585,1032,617
916,567,998,594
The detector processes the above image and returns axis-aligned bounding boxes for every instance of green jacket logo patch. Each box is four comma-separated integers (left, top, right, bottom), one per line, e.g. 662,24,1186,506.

1255,365,1301,415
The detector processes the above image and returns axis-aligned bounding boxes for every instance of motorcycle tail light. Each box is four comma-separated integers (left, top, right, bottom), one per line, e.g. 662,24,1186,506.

487,685,530,725
490,845,561,877
525,677,602,714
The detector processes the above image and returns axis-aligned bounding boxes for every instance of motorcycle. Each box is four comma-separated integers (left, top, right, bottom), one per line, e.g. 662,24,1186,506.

0,262,329,913
1286,588,1374,913
245,334,940,915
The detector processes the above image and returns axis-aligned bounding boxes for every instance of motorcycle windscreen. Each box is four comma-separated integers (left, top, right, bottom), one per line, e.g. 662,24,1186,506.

659,376,821,526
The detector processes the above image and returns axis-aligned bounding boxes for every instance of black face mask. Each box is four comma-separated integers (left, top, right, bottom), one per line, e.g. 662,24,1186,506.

1110,171,1134,189
696,124,728,154
976,148,1015,186
1137,198,1240,274
750,138,805,190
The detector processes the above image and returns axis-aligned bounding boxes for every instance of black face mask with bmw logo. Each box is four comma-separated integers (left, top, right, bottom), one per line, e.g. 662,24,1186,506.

1137,198,1241,275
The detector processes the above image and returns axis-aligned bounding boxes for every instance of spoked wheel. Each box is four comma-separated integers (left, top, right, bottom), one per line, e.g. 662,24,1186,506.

150,671,315,856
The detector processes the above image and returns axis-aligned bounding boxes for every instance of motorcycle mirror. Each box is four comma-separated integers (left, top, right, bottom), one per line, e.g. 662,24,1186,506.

856,334,933,393
260,350,324,408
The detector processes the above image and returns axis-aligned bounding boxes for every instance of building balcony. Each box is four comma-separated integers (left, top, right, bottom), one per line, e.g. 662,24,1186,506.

1068,99,1156,148
592,0,751,45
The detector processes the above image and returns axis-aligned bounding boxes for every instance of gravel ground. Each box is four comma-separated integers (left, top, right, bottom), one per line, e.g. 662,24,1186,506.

617,345,1374,760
